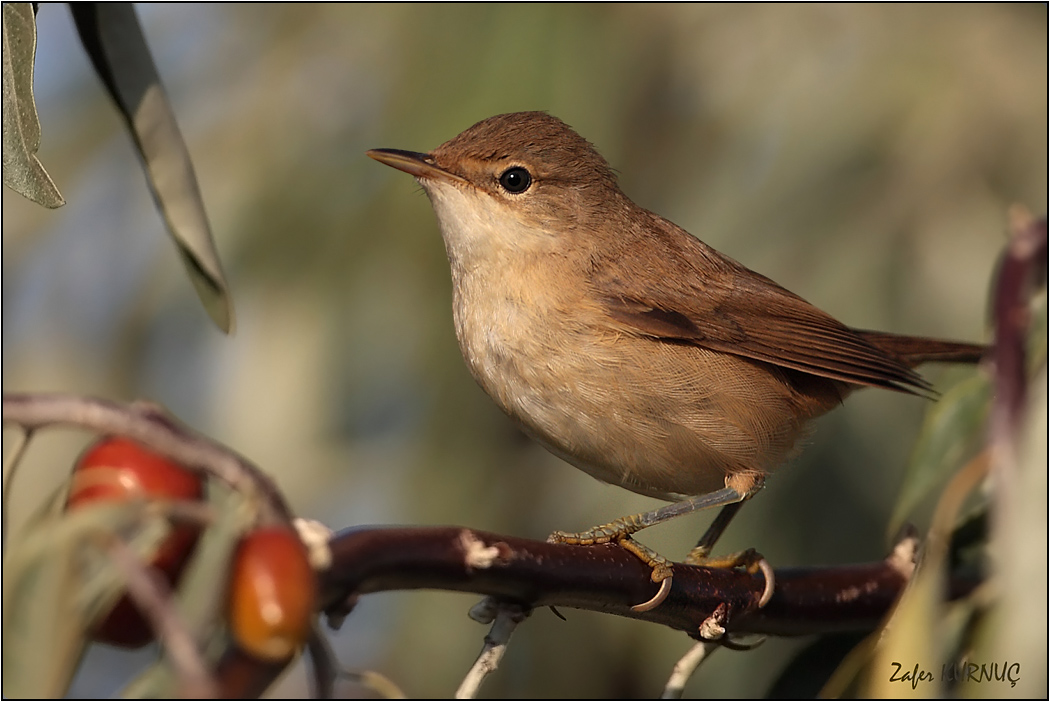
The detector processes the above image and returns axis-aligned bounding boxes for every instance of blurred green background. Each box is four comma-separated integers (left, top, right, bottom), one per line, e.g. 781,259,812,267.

2,4,1046,698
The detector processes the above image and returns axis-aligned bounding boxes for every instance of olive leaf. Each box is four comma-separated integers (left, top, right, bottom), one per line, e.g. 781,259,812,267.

2,3,64,208
71,4,234,333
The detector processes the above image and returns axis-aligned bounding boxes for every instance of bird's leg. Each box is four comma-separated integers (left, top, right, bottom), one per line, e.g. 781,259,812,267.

549,486,747,609
684,499,774,607
684,500,747,563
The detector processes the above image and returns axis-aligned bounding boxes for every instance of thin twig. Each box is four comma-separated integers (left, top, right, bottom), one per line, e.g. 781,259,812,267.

1,393,291,523
306,625,337,699
338,669,407,699
661,640,721,699
455,603,530,699
107,538,217,698
2,426,34,547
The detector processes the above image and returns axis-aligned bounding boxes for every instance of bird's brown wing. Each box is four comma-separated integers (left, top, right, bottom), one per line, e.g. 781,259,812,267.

593,213,934,395
852,330,986,367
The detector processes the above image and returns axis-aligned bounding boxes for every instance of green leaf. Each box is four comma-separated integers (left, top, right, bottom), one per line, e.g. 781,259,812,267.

71,4,234,333
1,3,64,208
888,372,991,539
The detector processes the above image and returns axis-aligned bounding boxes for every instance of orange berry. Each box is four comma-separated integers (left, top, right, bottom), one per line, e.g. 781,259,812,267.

227,526,317,662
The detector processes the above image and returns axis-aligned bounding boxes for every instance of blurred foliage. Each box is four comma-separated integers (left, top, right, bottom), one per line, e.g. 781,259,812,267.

120,484,256,698
888,374,990,539
2,4,1046,698
3,493,174,697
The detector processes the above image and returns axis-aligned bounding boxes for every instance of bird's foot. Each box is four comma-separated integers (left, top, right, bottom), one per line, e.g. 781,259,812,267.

549,519,674,612
684,545,774,607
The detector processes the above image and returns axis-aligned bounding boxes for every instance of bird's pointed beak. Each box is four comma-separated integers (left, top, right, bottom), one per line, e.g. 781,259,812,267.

366,149,468,185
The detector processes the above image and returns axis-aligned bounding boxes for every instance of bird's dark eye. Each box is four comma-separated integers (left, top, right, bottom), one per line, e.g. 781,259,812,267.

498,166,532,194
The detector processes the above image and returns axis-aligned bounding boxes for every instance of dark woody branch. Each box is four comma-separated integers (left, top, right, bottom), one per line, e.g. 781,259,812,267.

206,524,978,698
319,525,968,639
0,391,977,641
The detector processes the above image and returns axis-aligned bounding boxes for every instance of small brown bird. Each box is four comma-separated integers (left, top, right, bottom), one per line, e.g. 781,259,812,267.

368,112,984,606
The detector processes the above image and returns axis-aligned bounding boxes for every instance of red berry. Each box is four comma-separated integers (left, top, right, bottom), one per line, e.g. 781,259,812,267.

227,526,317,662
66,436,204,647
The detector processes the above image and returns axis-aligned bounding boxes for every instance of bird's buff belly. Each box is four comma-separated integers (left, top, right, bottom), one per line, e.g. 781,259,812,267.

459,322,817,502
